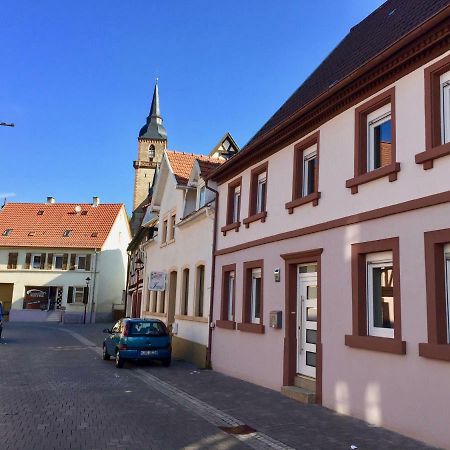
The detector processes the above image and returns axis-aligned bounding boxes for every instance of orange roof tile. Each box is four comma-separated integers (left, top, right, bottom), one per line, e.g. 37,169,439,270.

166,151,222,185
0,203,124,249
197,159,224,178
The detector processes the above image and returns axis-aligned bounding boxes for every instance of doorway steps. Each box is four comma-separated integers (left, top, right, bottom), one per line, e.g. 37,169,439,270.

281,375,316,404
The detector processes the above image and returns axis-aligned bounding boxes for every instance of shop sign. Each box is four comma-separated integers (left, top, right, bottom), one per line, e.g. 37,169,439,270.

148,272,166,291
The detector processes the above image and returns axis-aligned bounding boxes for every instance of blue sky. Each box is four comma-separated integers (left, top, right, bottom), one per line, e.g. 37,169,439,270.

0,0,385,213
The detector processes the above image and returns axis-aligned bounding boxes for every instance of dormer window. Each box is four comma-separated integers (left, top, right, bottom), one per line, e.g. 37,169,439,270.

37,210,44,216
148,144,156,159
63,230,72,237
2,229,12,236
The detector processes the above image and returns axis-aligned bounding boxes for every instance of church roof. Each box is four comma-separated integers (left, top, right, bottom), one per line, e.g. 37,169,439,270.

139,81,167,140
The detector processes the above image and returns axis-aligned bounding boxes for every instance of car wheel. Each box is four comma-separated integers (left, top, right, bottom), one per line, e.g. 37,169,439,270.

162,358,171,367
102,345,110,360
115,350,125,368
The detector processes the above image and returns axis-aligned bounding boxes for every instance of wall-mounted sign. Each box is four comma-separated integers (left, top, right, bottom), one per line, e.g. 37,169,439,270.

149,272,166,291
24,287,50,310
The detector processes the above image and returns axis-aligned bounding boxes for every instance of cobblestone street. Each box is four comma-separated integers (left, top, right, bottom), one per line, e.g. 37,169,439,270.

0,323,439,450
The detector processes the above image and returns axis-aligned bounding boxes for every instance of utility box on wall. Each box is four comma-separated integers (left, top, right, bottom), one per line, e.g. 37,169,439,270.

269,310,282,329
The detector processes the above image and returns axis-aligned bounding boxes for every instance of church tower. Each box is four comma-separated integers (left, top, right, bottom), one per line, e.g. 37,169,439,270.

130,80,167,234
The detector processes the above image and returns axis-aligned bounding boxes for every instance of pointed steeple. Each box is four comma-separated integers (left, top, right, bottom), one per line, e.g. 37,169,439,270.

139,79,167,140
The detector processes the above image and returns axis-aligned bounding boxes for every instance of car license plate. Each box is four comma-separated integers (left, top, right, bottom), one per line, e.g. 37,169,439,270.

140,350,157,356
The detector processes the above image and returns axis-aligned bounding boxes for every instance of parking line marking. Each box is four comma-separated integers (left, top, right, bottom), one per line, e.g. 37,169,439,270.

59,328,295,450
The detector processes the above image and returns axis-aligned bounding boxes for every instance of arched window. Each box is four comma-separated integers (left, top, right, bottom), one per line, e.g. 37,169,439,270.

148,144,156,159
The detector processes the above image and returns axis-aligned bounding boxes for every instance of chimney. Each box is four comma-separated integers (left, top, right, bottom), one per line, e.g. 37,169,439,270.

92,196,100,207
47,196,55,204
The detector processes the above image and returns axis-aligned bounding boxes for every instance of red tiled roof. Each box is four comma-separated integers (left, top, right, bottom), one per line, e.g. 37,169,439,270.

0,203,124,249
166,151,222,185
196,159,224,178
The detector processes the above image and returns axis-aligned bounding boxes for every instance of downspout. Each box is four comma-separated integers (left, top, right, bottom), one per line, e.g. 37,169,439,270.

205,182,219,369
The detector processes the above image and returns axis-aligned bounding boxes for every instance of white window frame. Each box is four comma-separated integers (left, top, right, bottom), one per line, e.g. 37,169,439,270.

366,251,394,338
440,71,450,145
256,172,267,214
232,186,241,223
250,268,262,324
76,255,87,271
197,184,206,209
367,104,391,172
53,254,64,270
227,271,235,321
74,286,85,304
444,243,450,343
161,218,168,244
31,253,42,270
302,145,317,196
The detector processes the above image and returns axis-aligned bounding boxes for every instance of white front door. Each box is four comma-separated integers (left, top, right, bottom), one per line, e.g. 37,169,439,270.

297,269,318,378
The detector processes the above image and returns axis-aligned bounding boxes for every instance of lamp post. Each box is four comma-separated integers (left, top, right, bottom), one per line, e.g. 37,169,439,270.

135,257,144,318
84,277,91,324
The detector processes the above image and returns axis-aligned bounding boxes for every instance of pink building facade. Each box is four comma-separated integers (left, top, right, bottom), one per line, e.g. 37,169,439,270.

209,3,450,448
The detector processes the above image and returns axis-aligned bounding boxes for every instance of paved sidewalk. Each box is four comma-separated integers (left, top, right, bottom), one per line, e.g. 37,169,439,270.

58,322,438,450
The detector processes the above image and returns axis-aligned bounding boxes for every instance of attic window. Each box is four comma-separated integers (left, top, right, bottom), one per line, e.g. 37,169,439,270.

28,231,36,236
81,211,88,216
37,210,44,215
91,232,98,237
63,230,72,237
2,229,12,236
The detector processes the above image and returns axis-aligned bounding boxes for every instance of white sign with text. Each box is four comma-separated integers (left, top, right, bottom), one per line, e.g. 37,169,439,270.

149,271,166,291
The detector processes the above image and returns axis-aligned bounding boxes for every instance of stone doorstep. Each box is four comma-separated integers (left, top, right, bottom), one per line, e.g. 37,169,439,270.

294,374,316,392
281,385,316,404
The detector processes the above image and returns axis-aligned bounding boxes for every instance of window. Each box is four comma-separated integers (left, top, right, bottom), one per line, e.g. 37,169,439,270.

419,230,450,362
161,219,168,244
37,210,44,215
68,286,86,304
345,238,405,354
237,260,265,333
63,230,72,237
256,172,266,214
53,255,64,270
32,254,42,270
198,185,206,208
76,255,86,270
227,271,235,321
222,177,242,235
346,88,399,194
181,268,189,315
148,144,156,159
217,264,237,329
7,252,18,269
416,55,450,169
243,162,268,228
74,287,85,303
2,229,12,236
195,265,205,317
168,213,176,241
366,252,394,338
303,149,317,196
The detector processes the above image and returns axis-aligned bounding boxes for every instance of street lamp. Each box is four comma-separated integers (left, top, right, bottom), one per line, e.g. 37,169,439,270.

84,277,91,324
135,257,144,318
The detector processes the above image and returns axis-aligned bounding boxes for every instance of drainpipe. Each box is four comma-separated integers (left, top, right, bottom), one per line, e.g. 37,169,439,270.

205,182,219,369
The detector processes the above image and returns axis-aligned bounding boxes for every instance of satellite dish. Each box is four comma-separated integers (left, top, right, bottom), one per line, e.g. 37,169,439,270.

75,205,82,213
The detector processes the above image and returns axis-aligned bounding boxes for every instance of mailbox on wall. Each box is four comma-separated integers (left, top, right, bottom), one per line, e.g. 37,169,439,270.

269,310,282,329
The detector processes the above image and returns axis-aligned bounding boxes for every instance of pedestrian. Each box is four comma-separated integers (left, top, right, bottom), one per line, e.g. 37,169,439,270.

0,301,3,339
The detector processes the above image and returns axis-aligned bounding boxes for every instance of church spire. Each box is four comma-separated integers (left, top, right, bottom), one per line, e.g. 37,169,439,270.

139,79,167,140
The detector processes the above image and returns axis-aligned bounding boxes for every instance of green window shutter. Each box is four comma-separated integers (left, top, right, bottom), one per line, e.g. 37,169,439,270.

85,254,91,271
7,252,18,269
46,253,53,270
69,254,76,270
24,253,31,269
62,253,68,270
40,253,46,270
67,286,74,304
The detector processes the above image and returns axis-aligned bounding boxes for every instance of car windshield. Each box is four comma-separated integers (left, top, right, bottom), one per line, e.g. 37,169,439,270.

128,321,168,337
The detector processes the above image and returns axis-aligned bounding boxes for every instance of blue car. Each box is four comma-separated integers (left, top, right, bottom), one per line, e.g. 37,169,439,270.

102,318,171,368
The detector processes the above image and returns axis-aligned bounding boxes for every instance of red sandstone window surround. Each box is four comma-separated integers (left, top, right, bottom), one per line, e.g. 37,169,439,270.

216,264,236,330
221,177,242,236
345,237,406,354
285,132,321,213
237,260,265,334
346,88,400,194
243,162,268,228
419,228,450,362
415,54,450,169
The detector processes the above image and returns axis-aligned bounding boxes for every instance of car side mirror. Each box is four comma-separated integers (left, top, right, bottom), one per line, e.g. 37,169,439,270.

103,328,111,334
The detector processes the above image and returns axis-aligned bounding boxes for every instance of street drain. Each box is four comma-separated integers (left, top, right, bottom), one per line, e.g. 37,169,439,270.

219,424,256,435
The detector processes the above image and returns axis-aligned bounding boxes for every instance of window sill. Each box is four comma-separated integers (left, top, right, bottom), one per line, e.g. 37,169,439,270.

345,334,406,354
237,322,265,334
418,343,450,361
220,221,241,236
216,320,236,330
242,211,267,228
415,142,450,170
345,162,400,194
143,311,167,318
285,192,321,214
174,314,208,323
